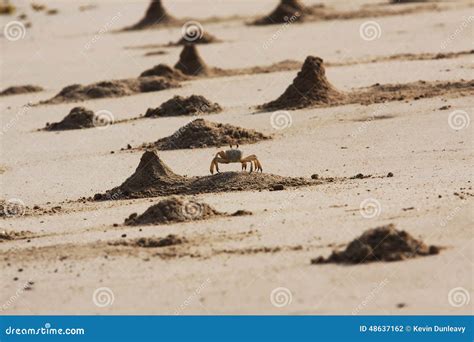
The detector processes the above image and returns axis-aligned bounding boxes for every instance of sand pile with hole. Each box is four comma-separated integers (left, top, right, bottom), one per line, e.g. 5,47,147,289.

0,84,43,96
45,107,96,131
39,77,179,105
143,118,270,150
140,46,301,80
125,0,176,30
145,95,222,118
140,45,218,78
93,150,315,200
259,56,474,110
259,56,345,110
174,44,214,76
311,224,440,264
253,0,307,25
125,197,223,225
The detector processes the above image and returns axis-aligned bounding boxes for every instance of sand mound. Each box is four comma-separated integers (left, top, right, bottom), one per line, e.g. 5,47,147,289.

94,150,315,200
174,45,211,76
0,85,43,96
260,56,345,110
175,31,220,45
312,224,440,264
103,151,186,199
144,95,222,118
146,118,270,150
45,107,96,131
40,77,179,105
253,0,306,25
125,197,223,225
139,64,189,81
126,0,176,30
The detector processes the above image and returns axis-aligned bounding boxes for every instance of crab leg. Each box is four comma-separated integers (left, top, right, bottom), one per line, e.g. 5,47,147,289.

240,155,262,173
210,152,230,174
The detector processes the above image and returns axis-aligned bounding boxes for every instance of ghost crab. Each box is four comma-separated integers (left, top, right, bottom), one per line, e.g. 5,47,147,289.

210,144,263,174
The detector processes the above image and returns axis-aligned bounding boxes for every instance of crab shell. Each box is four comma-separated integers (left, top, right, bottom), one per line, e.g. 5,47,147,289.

224,149,243,162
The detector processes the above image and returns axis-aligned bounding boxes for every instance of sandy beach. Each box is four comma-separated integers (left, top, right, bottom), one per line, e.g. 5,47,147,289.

0,0,472,315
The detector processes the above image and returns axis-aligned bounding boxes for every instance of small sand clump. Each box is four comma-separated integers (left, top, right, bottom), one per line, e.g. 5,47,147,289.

110,234,186,248
174,45,211,76
148,118,270,150
126,0,176,30
260,56,345,110
139,64,189,81
253,0,306,25
0,85,43,96
45,107,96,131
125,196,223,225
40,77,179,105
312,224,440,264
94,150,316,200
145,96,222,118
0,230,32,241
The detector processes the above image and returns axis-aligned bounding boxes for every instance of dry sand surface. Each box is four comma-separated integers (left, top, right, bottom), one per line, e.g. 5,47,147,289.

0,0,473,315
